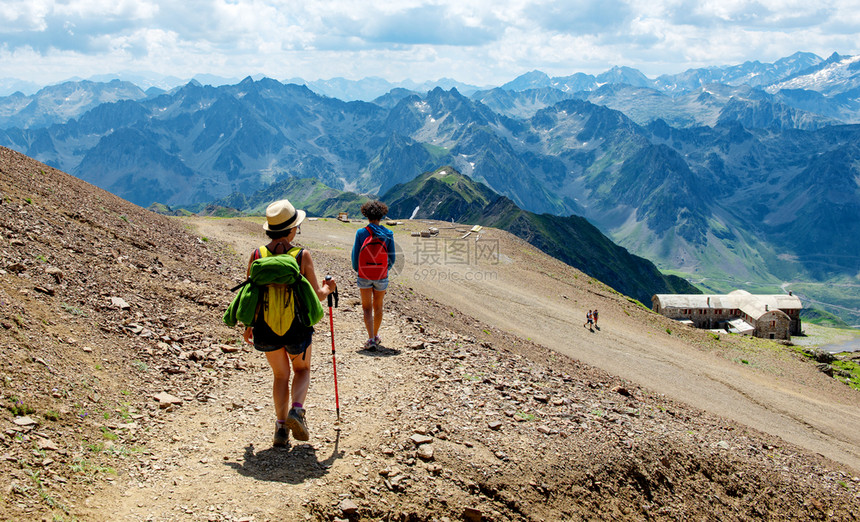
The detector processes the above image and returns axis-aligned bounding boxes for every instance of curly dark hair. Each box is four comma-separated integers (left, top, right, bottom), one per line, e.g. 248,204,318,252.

361,200,389,221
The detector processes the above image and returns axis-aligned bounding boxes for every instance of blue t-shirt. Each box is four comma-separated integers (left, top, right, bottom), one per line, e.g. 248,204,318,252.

351,223,396,273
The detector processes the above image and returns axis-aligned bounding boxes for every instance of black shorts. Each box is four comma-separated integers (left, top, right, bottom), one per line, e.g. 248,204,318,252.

253,318,314,355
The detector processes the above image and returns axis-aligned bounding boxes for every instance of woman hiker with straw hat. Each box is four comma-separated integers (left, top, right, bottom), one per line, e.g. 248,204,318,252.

242,199,336,447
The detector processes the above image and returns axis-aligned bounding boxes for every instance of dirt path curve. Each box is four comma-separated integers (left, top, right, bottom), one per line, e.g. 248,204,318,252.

102,216,859,520
398,224,860,473
396,225,860,473
220,216,859,473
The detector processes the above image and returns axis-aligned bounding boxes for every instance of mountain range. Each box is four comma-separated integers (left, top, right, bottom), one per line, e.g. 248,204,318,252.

0,79,149,129
5,52,860,126
0,72,488,106
1,51,859,323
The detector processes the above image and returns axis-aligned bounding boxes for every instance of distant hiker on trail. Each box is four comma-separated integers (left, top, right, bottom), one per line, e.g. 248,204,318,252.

352,200,396,351
584,310,594,331
593,309,599,329
242,200,336,447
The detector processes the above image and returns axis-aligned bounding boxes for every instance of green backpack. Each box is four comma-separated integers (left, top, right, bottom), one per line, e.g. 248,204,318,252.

223,253,324,329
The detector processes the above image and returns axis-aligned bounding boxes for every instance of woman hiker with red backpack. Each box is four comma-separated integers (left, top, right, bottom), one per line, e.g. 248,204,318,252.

352,200,396,350
242,199,336,447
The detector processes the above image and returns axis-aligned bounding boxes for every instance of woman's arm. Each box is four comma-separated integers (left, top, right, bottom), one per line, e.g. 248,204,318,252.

243,251,257,343
351,229,364,272
300,249,336,300
386,233,396,269
246,252,255,277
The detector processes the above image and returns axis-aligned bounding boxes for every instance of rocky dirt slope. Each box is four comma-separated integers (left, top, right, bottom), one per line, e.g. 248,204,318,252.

0,146,858,520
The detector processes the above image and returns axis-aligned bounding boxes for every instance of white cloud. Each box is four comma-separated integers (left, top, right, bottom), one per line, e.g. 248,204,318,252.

0,1,52,31
53,0,160,19
0,0,858,86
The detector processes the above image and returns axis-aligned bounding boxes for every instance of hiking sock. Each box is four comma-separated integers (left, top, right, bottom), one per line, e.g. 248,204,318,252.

291,403,303,410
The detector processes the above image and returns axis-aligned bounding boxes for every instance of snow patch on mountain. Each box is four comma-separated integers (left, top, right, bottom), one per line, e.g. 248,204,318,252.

767,55,860,95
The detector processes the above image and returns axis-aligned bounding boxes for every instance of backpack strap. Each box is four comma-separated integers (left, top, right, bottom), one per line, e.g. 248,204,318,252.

233,247,265,292
287,247,304,271
234,246,303,293
258,244,303,266
230,278,251,293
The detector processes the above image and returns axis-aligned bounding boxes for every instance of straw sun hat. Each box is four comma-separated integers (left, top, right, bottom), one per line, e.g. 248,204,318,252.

263,199,306,232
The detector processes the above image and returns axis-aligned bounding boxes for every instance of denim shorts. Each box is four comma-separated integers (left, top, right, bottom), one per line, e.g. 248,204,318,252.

357,276,389,291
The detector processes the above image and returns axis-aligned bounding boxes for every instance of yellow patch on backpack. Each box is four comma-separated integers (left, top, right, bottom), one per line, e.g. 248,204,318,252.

259,246,302,336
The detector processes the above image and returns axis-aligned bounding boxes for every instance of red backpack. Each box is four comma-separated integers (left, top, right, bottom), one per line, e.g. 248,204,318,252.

358,226,389,280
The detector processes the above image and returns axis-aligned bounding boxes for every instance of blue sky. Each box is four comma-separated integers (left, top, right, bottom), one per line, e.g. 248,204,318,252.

1,0,858,86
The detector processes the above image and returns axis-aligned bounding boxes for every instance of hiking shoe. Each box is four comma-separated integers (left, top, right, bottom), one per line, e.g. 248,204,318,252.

273,424,288,447
364,338,377,351
286,408,309,441
373,335,381,347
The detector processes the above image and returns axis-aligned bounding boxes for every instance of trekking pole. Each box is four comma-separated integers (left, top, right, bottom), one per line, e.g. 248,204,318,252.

325,276,340,421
